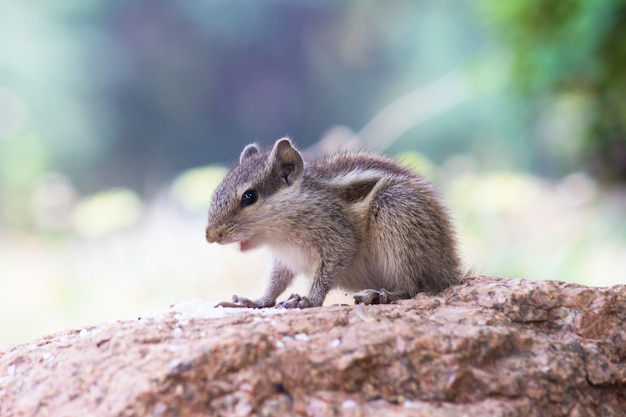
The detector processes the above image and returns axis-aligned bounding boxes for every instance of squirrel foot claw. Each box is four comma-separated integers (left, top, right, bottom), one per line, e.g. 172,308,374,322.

353,288,410,305
215,295,274,308
354,288,412,305
354,289,387,305
278,293,314,309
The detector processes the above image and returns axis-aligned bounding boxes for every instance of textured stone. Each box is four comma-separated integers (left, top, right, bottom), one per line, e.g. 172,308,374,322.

1,277,625,416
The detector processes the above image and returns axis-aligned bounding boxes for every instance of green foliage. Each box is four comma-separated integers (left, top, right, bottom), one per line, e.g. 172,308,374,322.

72,188,143,237
480,1,606,91
478,0,626,180
171,166,228,214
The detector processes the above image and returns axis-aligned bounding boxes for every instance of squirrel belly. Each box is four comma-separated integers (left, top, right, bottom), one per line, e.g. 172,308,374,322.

207,137,463,309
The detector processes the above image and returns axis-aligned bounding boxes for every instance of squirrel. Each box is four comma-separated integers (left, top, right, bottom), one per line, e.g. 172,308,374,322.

206,138,463,308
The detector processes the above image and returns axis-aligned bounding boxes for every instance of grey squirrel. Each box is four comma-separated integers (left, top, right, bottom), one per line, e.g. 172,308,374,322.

206,138,463,308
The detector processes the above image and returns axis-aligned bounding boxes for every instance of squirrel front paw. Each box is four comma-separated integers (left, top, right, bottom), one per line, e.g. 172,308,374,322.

277,293,314,309
215,294,275,308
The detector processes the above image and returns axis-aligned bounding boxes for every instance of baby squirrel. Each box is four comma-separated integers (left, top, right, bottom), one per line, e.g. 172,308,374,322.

206,138,462,308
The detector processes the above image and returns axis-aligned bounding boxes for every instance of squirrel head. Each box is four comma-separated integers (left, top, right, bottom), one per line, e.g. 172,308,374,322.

205,138,304,251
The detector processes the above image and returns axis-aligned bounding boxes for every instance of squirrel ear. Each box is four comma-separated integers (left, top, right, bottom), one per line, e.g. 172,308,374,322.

239,143,260,164
270,138,303,185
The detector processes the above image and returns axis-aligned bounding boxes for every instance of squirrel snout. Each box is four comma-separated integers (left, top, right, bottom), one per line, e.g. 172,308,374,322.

205,226,223,243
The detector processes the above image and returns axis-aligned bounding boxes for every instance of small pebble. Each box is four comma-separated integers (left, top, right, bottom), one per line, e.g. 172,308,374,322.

294,333,309,342
342,400,357,409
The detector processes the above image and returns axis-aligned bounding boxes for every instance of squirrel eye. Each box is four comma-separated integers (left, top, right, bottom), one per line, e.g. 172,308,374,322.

240,189,258,208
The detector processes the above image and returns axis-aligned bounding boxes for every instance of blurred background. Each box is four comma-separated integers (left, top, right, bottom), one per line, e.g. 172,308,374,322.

1,0,625,347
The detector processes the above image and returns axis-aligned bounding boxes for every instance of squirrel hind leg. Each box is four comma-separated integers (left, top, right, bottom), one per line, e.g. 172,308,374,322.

353,288,411,305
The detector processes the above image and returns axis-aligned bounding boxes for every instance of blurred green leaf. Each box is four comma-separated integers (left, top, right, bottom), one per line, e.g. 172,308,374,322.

171,165,228,214
72,188,143,237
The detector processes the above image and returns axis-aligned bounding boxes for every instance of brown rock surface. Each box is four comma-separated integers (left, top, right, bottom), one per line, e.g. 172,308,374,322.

1,277,625,417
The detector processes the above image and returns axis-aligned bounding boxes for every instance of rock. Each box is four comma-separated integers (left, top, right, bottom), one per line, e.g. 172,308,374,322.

1,277,625,417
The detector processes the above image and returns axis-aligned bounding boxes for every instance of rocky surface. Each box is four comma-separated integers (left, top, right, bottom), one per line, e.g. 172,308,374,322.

1,276,625,417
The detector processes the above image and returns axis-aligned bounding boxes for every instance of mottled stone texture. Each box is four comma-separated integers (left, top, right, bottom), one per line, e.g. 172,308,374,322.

1,277,625,417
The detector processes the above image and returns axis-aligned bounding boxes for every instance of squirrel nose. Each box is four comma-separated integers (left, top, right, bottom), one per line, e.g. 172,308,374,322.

205,226,223,243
